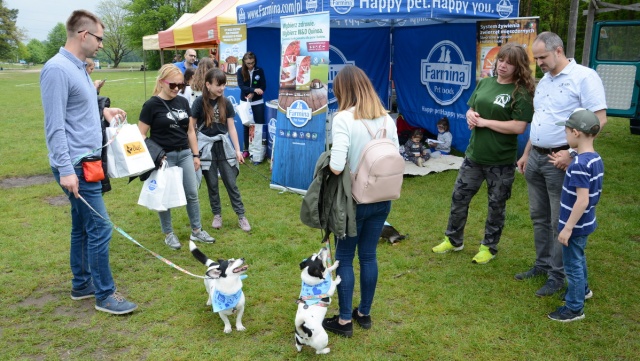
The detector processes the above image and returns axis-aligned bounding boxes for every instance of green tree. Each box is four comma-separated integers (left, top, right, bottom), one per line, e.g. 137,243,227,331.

44,23,67,61
125,0,209,69
26,39,46,64
97,0,134,68
0,0,20,60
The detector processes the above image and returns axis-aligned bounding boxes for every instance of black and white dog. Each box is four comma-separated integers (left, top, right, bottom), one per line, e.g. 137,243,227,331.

380,221,407,245
190,241,248,333
295,248,341,354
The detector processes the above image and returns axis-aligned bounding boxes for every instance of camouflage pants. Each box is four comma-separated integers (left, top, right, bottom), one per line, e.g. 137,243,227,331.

444,158,515,254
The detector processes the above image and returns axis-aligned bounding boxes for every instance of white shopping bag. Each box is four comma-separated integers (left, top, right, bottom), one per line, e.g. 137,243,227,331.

106,123,155,178
138,161,167,211
237,101,255,126
248,124,266,163
162,166,187,209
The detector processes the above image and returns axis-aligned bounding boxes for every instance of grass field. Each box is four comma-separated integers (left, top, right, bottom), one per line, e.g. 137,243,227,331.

0,69,639,360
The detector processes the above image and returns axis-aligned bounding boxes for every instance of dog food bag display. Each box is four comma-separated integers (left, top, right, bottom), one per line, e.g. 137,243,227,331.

295,56,312,91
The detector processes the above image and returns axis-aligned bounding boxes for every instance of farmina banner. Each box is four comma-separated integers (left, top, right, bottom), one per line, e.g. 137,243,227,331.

237,0,520,27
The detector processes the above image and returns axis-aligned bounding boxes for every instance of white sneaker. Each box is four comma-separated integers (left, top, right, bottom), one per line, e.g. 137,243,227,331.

238,217,251,232
212,214,222,229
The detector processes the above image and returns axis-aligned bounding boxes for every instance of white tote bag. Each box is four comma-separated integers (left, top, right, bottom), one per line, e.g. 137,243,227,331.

137,161,168,211
106,124,155,178
248,124,266,163
237,101,255,126
162,166,187,209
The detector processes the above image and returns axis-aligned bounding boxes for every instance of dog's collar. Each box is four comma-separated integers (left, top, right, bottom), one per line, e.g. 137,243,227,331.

296,297,330,308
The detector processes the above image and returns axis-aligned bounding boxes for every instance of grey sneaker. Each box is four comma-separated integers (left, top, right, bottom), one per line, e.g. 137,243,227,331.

164,232,182,250
71,281,96,300
212,214,222,229
190,229,215,243
238,216,251,232
514,267,547,281
95,292,138,315
536,279,564,297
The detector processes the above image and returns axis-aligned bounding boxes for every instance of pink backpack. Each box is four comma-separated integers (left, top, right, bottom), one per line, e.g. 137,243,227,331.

351,117,405,204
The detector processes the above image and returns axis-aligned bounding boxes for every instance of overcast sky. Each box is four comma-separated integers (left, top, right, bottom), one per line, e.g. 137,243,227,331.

6,0,102,41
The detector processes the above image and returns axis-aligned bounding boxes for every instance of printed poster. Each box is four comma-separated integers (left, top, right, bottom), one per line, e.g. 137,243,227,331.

476,18,538,79
271,12,330,193
220,24,247,88
220,24,247,151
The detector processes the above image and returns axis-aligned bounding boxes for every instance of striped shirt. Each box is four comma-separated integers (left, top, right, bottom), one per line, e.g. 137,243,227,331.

559,152,604,236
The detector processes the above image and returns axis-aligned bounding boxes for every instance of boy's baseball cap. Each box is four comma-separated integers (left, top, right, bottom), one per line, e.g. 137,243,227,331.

555,108,601,134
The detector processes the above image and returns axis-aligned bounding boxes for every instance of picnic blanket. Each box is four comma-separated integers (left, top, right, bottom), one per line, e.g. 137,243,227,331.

403,155,463,176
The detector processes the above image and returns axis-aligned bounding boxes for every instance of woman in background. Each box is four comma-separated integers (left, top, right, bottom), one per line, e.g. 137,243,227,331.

190,57,216,107
177,67,195,103
237,51,266,158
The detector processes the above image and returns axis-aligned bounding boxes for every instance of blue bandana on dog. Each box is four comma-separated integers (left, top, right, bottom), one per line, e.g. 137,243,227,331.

212,289,243,313
299,272,331,306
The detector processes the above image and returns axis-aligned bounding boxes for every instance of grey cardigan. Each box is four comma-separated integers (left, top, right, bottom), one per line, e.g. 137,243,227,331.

197,132,238,171
300,151,357,239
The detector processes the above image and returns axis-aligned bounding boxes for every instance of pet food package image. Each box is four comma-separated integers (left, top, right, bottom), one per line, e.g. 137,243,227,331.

295,56,312,91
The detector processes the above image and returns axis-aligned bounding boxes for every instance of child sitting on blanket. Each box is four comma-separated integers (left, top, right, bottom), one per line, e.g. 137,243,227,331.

404,129,430,167
428,117,452,156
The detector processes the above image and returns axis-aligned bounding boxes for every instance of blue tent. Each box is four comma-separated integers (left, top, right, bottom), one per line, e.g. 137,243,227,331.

236,0,525,154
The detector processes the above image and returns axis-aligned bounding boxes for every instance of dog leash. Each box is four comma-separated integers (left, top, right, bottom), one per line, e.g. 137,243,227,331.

69,122,208,280
76,195,207,279
71,116,127,165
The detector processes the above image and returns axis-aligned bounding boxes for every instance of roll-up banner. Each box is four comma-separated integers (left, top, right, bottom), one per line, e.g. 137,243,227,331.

271,12,330,194
220,24,248,147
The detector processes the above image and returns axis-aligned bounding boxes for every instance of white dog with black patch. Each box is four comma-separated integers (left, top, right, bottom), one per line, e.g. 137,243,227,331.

190,241,248,333
295,247,341,354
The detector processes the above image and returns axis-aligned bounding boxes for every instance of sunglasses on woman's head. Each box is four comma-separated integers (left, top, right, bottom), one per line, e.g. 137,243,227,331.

162,80,186,90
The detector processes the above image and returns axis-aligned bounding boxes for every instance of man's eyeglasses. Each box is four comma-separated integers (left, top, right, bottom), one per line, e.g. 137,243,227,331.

162,80,186,90
78,30,103,43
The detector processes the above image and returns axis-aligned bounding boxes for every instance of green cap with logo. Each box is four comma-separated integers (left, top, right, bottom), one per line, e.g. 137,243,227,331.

555,108,601,134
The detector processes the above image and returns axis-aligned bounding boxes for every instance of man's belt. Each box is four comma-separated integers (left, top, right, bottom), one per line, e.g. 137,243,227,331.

532,144,570,155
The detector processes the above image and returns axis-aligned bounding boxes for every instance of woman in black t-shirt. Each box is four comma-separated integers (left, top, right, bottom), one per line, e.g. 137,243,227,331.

138,64,215,250
192,68,251,232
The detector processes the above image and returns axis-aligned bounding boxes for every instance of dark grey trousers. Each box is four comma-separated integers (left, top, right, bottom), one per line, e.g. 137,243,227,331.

524,149,565,282
202,141,245,217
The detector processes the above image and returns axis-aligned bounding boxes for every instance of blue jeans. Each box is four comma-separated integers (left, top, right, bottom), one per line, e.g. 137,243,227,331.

334,201,391,321
524,149,565,282
159,150,202,234
563,235,590,311
52,166,116,301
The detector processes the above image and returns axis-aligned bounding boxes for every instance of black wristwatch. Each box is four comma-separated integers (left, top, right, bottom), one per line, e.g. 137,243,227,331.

193,154,200,158
569,148,577,158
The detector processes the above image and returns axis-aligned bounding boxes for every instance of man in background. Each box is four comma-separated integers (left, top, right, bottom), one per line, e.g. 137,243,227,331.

175,48,198,74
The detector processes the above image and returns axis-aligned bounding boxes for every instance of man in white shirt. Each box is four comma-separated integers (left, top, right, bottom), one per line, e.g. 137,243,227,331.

515,32,607,297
